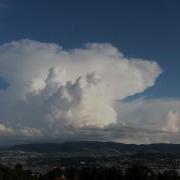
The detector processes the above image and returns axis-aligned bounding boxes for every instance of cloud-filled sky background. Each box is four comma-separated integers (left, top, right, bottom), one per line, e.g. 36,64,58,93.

0,0,180,144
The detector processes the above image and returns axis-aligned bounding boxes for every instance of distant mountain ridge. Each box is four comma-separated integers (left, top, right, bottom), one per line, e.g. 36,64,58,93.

8,141,180,154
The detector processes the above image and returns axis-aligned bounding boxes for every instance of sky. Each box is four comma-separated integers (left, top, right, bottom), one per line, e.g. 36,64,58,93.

0,0,180,144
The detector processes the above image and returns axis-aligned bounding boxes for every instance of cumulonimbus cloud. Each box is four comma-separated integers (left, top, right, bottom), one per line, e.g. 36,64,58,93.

0,39,162,141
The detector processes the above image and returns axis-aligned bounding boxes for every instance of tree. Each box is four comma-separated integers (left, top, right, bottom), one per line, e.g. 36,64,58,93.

125,165,156,180
160,170,180,180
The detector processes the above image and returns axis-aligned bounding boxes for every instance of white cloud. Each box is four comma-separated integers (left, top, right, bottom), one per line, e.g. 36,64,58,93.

0,39,162,142
115,99,180,130
112,99,180,143
20,128,43,137
162,111,180,133
0,123,14,136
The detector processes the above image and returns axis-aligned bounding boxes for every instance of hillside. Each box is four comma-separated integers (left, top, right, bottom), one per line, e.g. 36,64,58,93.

9,141,180,154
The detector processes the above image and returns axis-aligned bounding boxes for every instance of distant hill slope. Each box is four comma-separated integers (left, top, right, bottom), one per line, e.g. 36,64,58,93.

8,141,180,154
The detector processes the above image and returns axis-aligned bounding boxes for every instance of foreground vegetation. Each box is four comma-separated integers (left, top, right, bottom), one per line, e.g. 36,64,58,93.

0,164,180,180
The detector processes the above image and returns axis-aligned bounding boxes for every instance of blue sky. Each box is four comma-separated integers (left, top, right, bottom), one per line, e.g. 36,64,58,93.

0,0,180,144
0,0,179,98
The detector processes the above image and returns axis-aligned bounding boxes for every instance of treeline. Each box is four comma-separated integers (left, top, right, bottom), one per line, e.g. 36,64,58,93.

1,164,180,180
0,164,35,180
